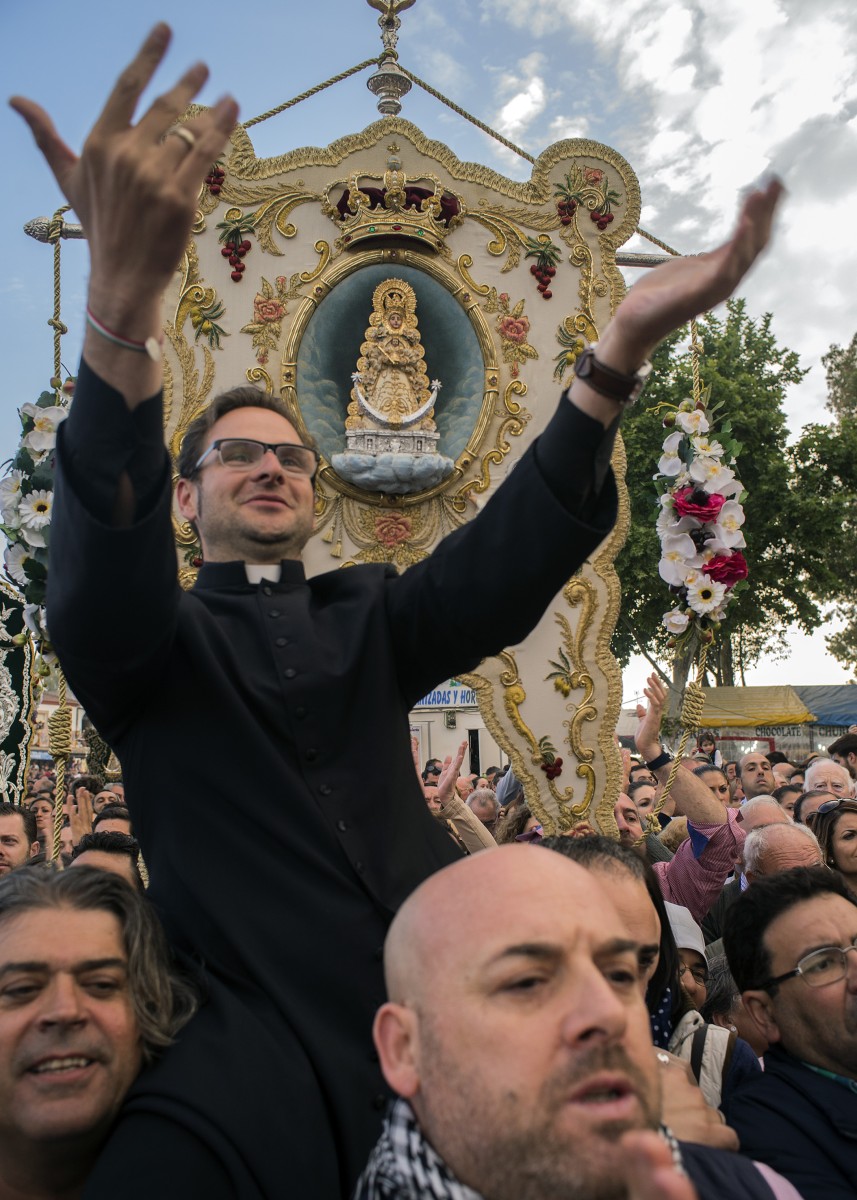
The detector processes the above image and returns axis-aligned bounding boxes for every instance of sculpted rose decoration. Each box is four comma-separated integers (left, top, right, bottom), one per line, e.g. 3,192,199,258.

374,514,412,549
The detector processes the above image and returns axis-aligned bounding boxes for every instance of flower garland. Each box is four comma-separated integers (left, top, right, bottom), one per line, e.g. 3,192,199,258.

654,388,749,650
1,385,71,674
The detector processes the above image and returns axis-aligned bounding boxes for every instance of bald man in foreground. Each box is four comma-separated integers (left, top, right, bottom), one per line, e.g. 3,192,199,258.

355,845,799,1200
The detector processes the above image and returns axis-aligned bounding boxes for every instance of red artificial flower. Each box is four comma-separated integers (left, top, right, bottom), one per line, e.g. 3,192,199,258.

672,486,726,522
703,551,748,587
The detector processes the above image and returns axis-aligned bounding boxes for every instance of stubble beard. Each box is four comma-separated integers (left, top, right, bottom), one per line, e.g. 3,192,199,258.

415,1036,660,1200
197,486,313,563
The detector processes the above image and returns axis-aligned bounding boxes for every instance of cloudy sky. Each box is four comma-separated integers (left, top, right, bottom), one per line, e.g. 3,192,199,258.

3,0,855,697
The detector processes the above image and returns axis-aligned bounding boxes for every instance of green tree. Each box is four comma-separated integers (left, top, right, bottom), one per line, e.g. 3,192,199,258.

797,337,857,677
614,298,826,686
821,332,857,422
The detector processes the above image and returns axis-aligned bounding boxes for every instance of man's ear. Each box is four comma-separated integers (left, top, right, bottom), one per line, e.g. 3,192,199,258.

373,1003,421,1098
176,477,199,525
742,989,781,1045
29,842,40,860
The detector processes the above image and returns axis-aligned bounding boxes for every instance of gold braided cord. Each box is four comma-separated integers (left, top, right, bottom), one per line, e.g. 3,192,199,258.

47,205,70,382
38,206,75,861
396,64,537,164
658,646,709,808
244,60,378,128
47,676,72,862
690,324,703,404
636,226,681,257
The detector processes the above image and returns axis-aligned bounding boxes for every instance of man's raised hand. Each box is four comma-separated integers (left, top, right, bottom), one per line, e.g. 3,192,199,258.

600,179,783,373
635,672,668,763
11,25,238,336
436,741,468,807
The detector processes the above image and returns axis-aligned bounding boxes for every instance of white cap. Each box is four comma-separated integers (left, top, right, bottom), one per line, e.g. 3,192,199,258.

665,902,706,956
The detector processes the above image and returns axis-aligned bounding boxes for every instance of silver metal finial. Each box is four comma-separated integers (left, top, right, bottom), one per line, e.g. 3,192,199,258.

24,216,85,243
366,0,416,114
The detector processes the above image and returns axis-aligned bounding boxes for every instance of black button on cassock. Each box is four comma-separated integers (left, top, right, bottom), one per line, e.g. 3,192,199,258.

355,861,365,873
269,609,281,619
305,748,318,762
319,784,332,796
336,819,348,832
294,705,308,719
262,586,272,596
275,636,289,647
284,667,297,679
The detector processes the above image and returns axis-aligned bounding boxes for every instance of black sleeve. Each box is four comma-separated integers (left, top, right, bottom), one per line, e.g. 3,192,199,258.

84,1113,238,1199
62,357,169,523
384,391,621,705
534,391,621,520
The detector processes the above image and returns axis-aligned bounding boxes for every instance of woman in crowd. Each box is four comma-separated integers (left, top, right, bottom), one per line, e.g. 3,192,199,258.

772,783,801,818
694,764,731,807
701,955,768,1060
27,793,55,847
810,798,857,890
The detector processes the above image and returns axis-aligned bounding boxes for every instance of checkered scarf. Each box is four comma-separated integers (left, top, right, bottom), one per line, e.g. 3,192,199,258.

354,1098,686,1199
353,1098,483,1200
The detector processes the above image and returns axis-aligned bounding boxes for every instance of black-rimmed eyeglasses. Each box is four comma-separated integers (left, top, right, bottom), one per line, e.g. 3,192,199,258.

760,935,857,991
193,438,319,478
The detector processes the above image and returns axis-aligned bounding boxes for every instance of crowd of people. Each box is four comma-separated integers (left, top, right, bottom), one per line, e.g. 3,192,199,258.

6,721,857,1199
4,21,854,1200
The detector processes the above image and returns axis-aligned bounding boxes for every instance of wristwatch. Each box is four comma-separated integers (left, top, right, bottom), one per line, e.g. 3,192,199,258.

573,345,652,407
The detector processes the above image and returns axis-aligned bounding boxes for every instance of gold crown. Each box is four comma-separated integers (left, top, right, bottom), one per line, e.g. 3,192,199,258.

324,149,465,253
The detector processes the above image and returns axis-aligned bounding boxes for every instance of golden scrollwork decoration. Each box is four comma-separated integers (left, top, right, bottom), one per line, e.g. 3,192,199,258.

218,183,323,254
246,366,273,392
452,380,530,512
456,254,490,297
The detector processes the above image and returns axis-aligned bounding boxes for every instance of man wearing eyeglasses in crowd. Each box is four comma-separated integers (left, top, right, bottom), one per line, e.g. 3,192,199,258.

14,23,784,1200
722,866,857,1200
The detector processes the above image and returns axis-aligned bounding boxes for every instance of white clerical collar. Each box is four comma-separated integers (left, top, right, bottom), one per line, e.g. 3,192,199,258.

245,564,283,584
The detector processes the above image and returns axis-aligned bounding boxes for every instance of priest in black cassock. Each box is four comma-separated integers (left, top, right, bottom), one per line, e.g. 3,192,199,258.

13,24,782,1200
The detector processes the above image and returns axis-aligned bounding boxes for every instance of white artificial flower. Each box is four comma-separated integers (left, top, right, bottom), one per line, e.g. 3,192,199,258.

18,489,53,531
0,471,24,523
691,435,724,458
686,573,727,615
675,409,710,435
658,450,684,477
656,510,697,538
19,525,46,549
662,430,684,453
707,531,746,555
688,457,736,493
20,403,66,454
705,499,744,549
719,475,743,498
716,500,745,537
663,607,690,634
658,533,700,586
23,603,49,644
3,544,28,587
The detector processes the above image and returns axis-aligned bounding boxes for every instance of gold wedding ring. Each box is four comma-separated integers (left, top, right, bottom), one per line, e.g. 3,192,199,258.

168,126,197,151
